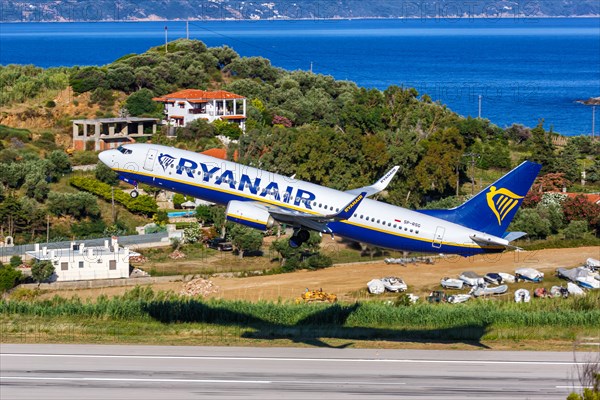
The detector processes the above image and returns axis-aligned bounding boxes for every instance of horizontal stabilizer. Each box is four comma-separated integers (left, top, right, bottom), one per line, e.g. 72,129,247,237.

470,234,521,251
346,166,399,197
503,231,527,242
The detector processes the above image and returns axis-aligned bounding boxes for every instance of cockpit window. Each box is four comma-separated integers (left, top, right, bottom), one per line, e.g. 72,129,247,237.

117,145,133,155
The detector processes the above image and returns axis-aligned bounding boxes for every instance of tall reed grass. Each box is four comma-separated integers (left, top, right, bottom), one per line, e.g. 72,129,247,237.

1,287,599,330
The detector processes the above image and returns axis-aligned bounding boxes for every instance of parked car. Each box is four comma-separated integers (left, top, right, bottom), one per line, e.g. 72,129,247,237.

208,238,233,251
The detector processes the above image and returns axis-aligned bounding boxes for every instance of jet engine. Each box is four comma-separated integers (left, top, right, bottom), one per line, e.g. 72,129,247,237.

225,201,275,231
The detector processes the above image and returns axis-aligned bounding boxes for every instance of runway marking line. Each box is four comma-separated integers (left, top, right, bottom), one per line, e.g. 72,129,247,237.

0,353,588,366
0,376,406,386
0,377,271,384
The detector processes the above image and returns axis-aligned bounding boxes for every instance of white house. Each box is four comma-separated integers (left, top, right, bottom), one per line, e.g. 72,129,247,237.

26,238,139,282
153,89,247,131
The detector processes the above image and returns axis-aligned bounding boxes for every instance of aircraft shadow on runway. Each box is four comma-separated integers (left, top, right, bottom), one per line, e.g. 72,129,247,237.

144,301,490,349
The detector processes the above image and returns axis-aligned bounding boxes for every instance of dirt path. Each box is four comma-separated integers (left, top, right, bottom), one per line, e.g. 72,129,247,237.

42,246,599,302
207,246,600,301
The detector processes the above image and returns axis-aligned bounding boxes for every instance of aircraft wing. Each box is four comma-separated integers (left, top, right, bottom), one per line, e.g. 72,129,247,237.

346,166,400,197
265,191,367,233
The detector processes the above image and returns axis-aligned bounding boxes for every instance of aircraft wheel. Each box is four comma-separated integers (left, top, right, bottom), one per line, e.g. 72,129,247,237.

130,190,139,198
296,229,310,243
289,229,310,248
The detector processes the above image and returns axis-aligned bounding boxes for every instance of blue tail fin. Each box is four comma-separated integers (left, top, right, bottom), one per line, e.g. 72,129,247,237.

419,161,542,237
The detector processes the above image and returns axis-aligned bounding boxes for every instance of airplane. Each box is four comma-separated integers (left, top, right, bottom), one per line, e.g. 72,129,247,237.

99,143,541,256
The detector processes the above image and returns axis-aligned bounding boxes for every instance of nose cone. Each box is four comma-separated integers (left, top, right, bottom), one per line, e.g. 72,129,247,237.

99,149,117,168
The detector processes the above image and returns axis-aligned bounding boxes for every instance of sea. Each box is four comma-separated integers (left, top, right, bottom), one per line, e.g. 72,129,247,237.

1,18,599,136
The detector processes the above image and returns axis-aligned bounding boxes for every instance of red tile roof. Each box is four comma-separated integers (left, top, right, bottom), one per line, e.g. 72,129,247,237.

200,148,239,161
200,148,228,160
563,193,600,204
154,89,245,102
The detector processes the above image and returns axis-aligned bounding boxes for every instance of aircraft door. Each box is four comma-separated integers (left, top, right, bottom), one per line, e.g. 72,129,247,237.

143,148,158,171
432,226,445,249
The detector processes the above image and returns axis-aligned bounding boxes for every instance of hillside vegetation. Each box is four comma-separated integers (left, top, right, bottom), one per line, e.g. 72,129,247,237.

1,39,599,249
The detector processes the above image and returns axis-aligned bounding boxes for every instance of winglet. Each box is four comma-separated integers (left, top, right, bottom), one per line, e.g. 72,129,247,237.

334,192,367,220
346,166,400,197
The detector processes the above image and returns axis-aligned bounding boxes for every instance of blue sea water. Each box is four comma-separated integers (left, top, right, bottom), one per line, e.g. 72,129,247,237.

1,18,599,135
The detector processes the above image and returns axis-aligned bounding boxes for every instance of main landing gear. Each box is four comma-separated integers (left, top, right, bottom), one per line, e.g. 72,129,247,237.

289,229,310,248
130,189,139,198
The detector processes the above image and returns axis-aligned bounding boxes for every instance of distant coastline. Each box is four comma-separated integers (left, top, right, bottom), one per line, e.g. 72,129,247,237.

2,15,600,23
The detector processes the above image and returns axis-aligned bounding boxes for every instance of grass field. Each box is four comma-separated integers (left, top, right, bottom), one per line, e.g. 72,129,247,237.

2,287,599,350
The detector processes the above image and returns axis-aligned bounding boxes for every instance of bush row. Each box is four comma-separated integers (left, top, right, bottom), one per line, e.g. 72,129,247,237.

70,176,157,216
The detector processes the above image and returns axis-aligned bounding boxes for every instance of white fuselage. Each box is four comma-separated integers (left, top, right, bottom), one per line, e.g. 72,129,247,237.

100,143,504,255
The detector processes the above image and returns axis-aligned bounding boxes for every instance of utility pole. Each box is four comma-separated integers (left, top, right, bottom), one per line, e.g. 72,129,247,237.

455,164,460,196
478,95,482,119
186,20,189,40
592,105,596,139
165,26,168,53
463,152,480,195
111,187,116,223
46,214,49,244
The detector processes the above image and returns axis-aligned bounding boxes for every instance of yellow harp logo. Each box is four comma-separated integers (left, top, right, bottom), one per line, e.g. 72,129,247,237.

486,186,524,225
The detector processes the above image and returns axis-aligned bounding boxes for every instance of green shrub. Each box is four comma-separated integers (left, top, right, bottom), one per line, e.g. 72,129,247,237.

0,265,22,293
45,100,56,108
0,125,31,142
70,176,157,216
563,220,589,239
9,255,22,268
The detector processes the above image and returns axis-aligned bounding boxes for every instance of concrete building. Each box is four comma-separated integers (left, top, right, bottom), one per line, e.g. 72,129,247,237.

26,238,139,282
153,89,247,131
72,117,159,151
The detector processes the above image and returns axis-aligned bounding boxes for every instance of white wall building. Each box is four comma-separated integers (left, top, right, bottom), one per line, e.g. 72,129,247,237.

26,238,139,282
153,89,247,131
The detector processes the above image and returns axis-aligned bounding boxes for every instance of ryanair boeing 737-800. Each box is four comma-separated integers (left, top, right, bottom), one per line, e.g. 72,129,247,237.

99,144,541,256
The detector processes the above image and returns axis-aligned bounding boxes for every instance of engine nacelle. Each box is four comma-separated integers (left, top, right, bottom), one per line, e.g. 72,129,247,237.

226,201,275,231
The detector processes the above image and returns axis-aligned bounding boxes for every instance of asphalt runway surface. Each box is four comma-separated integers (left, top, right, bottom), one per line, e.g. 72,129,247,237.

1,344,596,399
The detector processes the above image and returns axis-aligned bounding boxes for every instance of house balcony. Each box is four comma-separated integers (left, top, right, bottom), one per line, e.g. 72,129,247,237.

189,109,207,115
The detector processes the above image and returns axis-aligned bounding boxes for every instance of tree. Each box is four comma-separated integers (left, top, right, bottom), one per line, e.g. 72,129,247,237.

47,192,100,219
47,150,72,180
195,205,214,226
177,119,215,141
213,120,242,140
9,255,22,268
509,208,551,240
30,259,55,285
230,225,263,258
413,127,465,196
125,89,159,116
95,161,120,185
562,195,600,235
0,264,22,292
172,193,186,209
153,210,169,226
555,141,581,182
70,66,107,94
563,220,589,239
529,122,557,174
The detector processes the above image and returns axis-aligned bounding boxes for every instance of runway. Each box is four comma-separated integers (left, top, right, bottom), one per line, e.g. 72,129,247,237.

1,344,595,399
